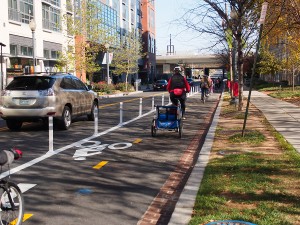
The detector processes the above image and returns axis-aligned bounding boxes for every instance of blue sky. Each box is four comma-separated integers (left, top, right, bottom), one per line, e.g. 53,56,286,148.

155,0,213,55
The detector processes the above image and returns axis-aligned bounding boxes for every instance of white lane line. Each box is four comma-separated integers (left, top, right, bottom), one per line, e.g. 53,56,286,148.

0,109,155,179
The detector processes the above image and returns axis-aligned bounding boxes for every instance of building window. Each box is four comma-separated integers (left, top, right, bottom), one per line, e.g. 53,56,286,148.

44,49,59,59
51,50,59,59
44,0,60,7
42,3,61,32
97,2,120,45
8,0,33,24
20,46,33,56
10,44,18,56
44,49,50,59
112,0,119,15
148,7,154,29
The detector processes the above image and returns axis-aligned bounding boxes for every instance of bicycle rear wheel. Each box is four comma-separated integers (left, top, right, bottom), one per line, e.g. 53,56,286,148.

0,182,24,225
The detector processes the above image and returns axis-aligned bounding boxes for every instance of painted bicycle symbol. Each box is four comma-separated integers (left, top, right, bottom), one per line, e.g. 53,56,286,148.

73,140,132,160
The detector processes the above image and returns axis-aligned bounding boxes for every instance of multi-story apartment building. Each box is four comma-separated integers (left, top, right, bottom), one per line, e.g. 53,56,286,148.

96,0,154,84
0,0,73,88
0,0,155,87
140,0,156,83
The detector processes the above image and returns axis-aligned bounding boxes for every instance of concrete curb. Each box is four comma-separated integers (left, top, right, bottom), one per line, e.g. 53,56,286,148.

168,94,223,225
98,90,144,99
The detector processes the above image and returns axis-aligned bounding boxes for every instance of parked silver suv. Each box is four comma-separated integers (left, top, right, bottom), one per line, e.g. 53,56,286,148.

0,73,98,130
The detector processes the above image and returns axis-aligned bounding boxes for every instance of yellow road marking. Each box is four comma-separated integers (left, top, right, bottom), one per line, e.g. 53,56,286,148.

22,214,33,222
133,138,142,144
10,214,33,225
93,161,108,169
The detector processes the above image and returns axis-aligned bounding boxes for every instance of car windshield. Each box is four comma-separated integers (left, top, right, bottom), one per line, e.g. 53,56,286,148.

157,80,166,84
6,76,55,90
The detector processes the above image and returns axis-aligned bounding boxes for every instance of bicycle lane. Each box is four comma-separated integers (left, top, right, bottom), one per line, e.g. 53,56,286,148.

4,92,221,225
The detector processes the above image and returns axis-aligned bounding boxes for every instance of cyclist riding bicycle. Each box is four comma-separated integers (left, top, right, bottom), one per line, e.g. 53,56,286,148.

167,66,190,119
200,74,212,101
0,148,22,166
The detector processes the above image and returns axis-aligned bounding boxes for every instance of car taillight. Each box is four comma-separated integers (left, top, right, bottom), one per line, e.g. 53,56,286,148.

1,90,11,96
39,88,54,96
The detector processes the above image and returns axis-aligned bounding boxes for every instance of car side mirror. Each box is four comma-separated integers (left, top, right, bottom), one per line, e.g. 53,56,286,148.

87,85,92,90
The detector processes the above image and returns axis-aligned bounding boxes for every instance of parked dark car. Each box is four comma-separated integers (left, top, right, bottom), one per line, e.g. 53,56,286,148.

153,80,168,91
186,78,194,87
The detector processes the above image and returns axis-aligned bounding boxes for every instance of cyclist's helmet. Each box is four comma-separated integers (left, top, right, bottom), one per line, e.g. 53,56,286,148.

174,66,182,72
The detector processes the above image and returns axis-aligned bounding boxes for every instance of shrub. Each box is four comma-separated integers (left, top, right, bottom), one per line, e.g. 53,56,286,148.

115,83,127,92
92,82,115,94
115,82,134,92
280,80,289,86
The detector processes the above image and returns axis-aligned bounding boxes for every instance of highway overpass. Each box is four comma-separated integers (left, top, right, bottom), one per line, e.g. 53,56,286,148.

156,54,225,78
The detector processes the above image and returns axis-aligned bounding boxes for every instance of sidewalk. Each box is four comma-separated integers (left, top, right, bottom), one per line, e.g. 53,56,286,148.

249,91,300,154
168,90,300,225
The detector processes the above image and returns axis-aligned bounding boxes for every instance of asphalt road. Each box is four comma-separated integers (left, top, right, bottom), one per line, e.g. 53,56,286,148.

0,90,220,225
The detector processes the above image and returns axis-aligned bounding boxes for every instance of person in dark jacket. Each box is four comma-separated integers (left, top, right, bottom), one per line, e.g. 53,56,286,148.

167,66,191,119
0,148,22,166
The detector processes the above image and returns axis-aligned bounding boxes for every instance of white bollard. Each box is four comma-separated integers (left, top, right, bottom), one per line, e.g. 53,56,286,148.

139,98,142,116
94,106,98,135
49,116,53,152
120,102,123,125
152,96,154,110
162,94,164,106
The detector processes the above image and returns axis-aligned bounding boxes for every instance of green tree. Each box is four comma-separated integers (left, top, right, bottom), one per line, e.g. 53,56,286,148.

282,37,300,90
111,31,144,91
57,0,116,82
180,0,266,111
258,48,282,83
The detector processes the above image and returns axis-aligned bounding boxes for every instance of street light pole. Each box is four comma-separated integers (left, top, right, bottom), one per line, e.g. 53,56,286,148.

104,43,110,84
29,19,37,72
0,42,6,91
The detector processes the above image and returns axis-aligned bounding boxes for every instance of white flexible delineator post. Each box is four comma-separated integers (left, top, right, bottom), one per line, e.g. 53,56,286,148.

94,106,98,135
152,96,154,110
120,102,123,125
49,116,54,152
139,98,142,117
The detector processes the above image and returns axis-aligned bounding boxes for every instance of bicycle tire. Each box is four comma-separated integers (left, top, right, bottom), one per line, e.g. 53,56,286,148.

0,182,24,225
151,119,157,137
178,120,183,138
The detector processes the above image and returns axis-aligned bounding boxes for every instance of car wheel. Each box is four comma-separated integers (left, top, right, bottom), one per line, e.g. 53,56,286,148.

87,101,98,121
6,120,23,131
60,106,72,130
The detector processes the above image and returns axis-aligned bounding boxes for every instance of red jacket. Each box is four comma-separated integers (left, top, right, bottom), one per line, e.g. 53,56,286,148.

167,75,191,93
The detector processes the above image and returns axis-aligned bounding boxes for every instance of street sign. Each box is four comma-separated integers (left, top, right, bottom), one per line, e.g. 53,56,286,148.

102,53,114,64
259,2,268,24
